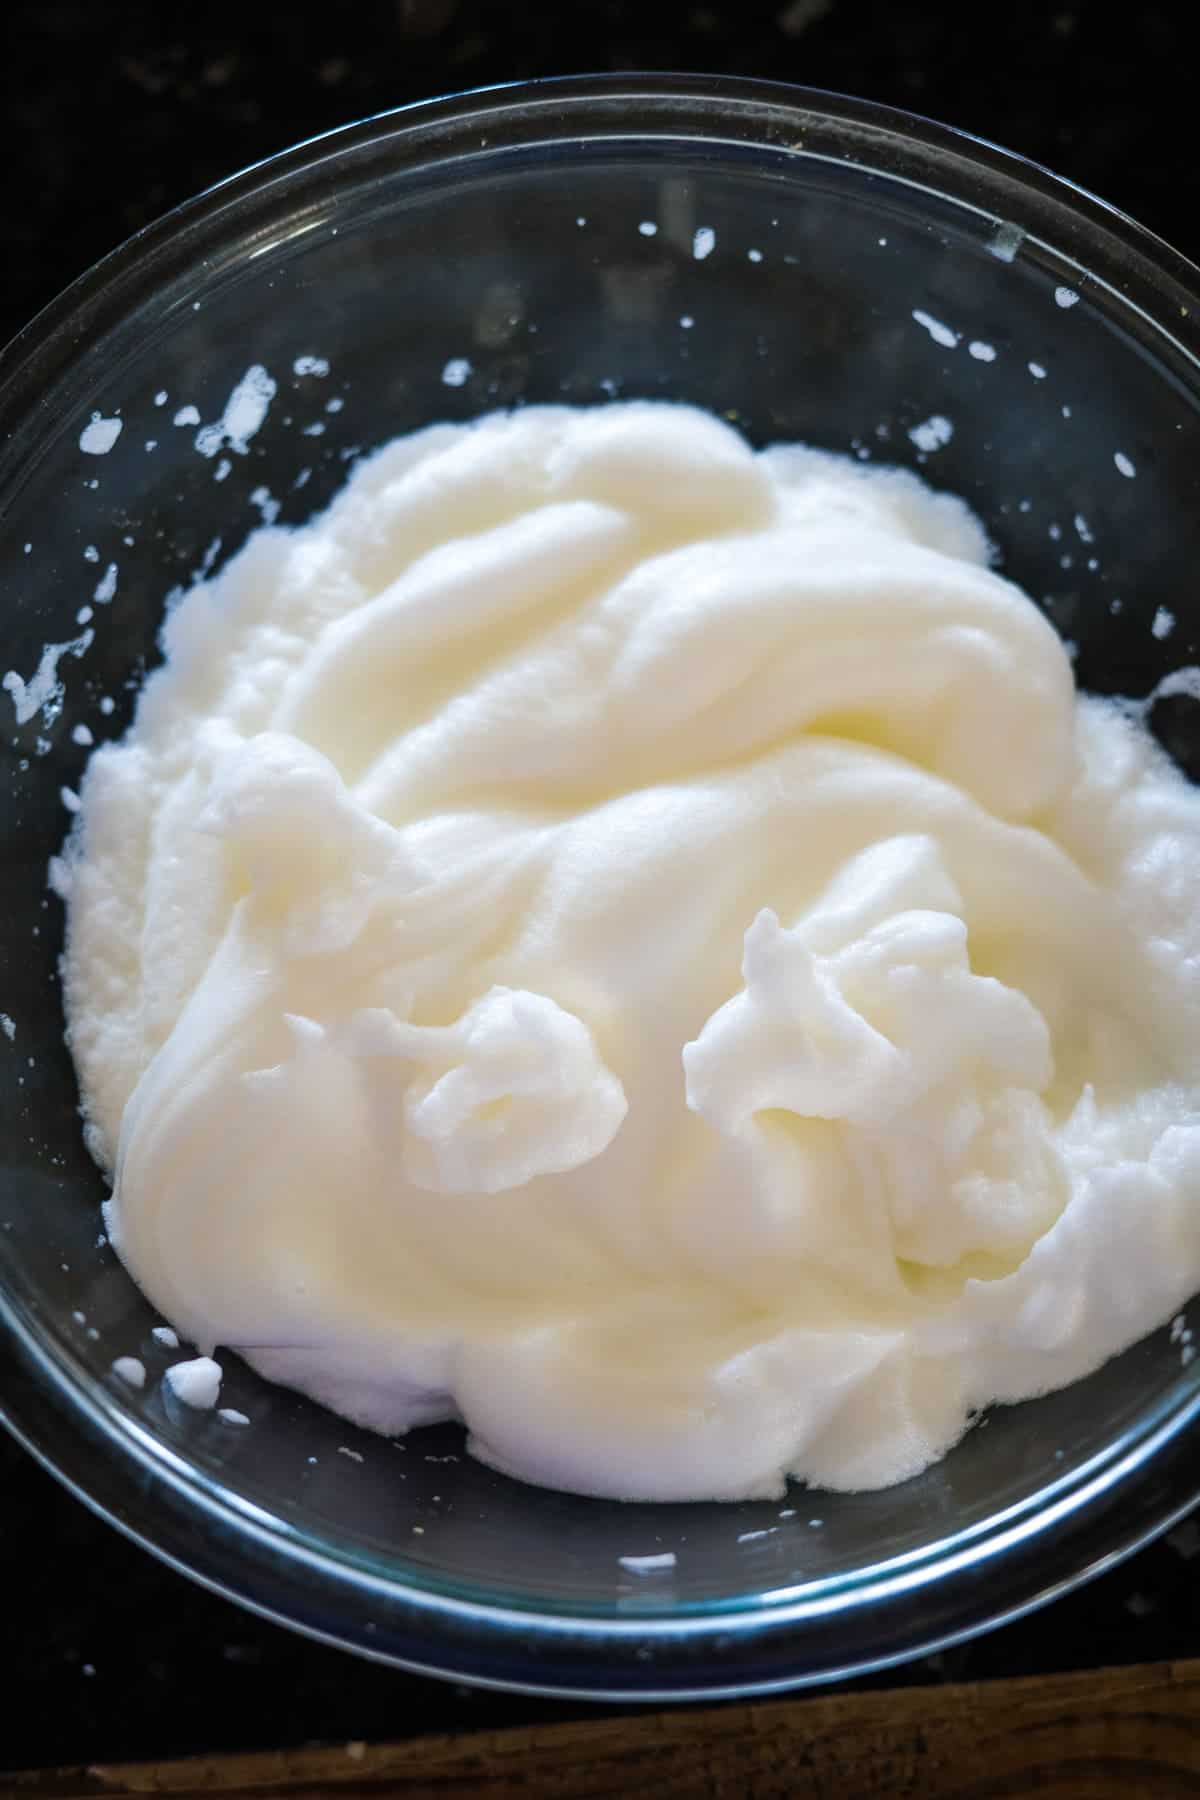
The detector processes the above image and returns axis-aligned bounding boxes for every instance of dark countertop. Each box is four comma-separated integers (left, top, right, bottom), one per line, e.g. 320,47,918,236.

5,0,1200,1774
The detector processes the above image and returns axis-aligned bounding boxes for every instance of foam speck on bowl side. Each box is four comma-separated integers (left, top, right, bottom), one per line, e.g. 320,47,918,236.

79,414,123,456
111,1356,146,1389
4,631,95,730
164,1357,222,1410
194,365,277,460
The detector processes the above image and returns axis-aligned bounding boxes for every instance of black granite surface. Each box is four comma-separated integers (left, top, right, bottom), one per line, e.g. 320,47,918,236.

5,0,1200,1774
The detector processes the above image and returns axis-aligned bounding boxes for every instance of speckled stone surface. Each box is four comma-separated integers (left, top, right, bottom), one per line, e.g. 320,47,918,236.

4,0,1200,1771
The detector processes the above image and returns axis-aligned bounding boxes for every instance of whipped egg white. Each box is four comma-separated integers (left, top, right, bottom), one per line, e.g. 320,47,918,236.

59,402,1200,1500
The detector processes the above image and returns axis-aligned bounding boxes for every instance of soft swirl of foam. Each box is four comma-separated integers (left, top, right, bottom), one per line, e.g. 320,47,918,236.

61,403,1200,1499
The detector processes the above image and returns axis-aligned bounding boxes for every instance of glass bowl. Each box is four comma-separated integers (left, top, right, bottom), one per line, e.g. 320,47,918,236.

3,74,1200,1702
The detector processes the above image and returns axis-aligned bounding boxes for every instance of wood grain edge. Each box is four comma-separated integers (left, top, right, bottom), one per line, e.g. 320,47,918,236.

8,1657,1200,1799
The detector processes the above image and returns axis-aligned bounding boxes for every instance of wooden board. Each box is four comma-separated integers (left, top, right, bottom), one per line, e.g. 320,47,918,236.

9,1657,1200,1798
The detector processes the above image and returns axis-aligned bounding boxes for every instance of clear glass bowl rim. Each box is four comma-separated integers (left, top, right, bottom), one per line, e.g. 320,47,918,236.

3,71,1200,1700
